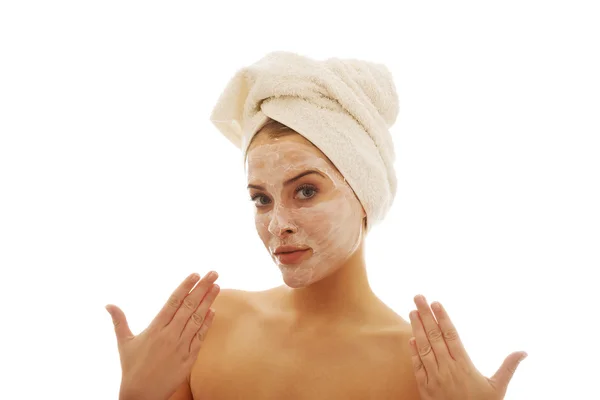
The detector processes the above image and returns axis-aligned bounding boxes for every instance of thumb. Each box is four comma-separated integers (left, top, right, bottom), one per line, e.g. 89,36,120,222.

490,351,528,394
105,304,134,343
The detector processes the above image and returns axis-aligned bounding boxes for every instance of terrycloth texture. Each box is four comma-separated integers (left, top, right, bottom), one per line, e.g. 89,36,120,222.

210,51,400,231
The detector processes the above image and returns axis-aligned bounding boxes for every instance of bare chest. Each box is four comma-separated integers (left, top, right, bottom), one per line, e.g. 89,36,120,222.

190,323,415,400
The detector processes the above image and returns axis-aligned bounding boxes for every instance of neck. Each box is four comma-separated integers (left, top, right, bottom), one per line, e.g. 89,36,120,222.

274,242,385,324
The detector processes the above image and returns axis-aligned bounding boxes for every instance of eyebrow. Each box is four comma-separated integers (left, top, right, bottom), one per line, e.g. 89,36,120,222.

247,170,326,190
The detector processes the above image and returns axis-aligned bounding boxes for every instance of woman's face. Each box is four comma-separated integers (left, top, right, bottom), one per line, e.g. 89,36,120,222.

245,130,365,288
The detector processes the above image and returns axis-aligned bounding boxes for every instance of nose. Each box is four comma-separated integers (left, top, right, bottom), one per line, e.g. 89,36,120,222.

268,205,298,238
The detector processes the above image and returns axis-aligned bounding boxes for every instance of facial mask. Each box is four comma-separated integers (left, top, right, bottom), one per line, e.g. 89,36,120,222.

246,140,364,288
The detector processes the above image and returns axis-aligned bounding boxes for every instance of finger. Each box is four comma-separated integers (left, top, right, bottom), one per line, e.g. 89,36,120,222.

189,308,217,355
105,304,133,345
181,283,220,342
430,301,471,364
409,336,428,385
414,295,451,364
409,309,438,374
150,273,200,328
150,273,203,329
170,271,219,331
490,351,528,396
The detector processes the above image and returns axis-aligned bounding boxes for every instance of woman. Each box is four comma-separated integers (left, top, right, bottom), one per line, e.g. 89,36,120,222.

106,51,527,400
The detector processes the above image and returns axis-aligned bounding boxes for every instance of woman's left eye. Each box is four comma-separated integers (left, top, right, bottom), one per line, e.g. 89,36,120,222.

295,184,318,200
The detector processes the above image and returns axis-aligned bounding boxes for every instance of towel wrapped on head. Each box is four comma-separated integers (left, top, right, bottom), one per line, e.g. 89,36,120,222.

210,51,400,231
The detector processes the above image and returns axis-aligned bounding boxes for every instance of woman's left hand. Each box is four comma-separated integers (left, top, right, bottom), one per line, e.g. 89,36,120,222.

408,295,527,400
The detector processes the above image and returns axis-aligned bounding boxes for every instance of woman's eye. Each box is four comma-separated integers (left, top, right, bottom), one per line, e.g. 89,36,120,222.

252,194,271,207
296,185,317,200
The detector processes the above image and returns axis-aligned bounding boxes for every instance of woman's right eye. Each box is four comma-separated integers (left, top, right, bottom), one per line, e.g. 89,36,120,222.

251,194,271,207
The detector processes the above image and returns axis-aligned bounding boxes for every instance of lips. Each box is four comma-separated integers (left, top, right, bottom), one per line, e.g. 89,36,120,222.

272,246,311,265
273,245,310,255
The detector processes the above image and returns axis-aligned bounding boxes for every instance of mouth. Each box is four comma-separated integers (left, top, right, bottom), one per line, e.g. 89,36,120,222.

273,245,310,255
272,246,311,265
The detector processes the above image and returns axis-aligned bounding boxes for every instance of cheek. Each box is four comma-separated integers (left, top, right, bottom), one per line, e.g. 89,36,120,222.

298,197,362,244
254,213,270,242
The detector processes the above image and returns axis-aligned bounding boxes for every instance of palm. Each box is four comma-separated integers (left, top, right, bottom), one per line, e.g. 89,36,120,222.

407,295,527,400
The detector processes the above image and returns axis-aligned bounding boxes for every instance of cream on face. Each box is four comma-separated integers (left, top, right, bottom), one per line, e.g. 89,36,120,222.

246,139,364,288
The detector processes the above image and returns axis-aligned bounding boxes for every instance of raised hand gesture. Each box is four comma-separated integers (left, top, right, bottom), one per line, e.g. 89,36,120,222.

105,272,221,400
408,295,527,400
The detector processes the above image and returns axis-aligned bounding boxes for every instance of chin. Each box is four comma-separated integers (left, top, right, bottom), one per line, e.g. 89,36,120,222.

282,276,314,289
283,281,307,289
278,261,342,289
276,264,314,288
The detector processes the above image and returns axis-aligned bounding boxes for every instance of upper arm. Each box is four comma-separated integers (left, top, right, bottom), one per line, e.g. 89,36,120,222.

186,288,245,398
168,289,242,400
394,333,421,399
375,328,422,400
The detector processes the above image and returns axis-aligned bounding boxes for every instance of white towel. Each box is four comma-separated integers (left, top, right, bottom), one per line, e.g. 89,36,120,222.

210,51,400,231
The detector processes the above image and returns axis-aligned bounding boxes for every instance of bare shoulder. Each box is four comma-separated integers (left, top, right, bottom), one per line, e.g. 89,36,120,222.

169,289,253,400
196,287,261,335
188,287,265,399
362,316,421,399
190,286,260,351
210,287,254,317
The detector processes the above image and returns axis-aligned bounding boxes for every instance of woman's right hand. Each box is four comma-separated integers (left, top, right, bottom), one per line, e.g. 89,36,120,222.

105,271,221,400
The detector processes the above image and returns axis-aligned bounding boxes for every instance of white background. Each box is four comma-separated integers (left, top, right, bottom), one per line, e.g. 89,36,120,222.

1,1,598,399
